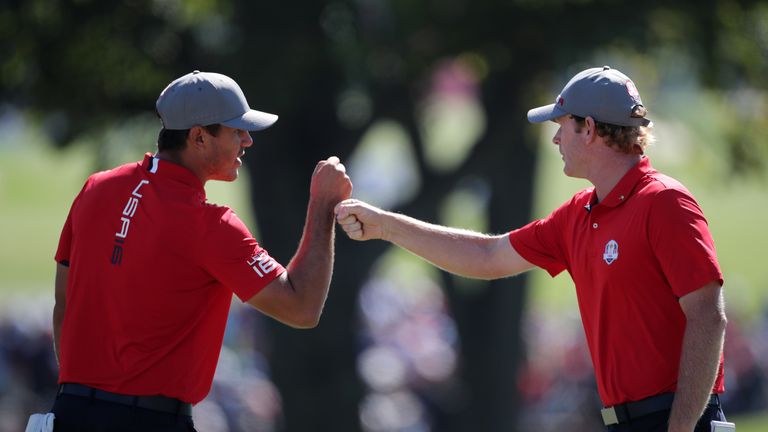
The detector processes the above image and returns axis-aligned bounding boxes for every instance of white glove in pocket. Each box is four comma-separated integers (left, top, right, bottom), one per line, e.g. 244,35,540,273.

711,420,736,432
25,413,55,432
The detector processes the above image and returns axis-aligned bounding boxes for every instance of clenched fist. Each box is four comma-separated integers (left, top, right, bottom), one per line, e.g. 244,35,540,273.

334,199,387,241
310,156,353,206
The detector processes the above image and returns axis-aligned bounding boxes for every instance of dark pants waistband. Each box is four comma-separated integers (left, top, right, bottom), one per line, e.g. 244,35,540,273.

601,393,720,426
58,383,192,416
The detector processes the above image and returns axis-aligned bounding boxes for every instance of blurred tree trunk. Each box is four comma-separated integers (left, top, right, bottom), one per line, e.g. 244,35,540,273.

246,34,537,428
447,78,536,432
245,69,373,430
411,75,537,431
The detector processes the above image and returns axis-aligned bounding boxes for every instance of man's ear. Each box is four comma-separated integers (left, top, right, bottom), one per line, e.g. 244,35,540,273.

584,116,597,141
188,126,206,149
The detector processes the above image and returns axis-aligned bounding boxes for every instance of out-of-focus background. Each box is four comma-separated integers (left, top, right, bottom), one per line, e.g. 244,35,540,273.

1,1,767,431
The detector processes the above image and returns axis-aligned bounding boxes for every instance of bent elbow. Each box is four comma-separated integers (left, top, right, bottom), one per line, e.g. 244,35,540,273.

717,310,728,331
699,308,728,334
712,298,728,330
284,304,323,329
289,312,321,329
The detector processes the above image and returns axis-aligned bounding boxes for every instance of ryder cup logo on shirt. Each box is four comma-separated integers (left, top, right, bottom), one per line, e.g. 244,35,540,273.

603,240,619,265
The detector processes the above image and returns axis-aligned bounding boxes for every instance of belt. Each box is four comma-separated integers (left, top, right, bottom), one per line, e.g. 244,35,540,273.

58,383,192,416
601,393,720,426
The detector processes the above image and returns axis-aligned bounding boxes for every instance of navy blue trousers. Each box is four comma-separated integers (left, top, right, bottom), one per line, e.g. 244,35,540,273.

52,393,196,432
607,403,726,432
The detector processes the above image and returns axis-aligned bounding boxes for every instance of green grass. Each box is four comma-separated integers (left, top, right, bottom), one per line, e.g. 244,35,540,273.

0,140,92,294
728,412,768,432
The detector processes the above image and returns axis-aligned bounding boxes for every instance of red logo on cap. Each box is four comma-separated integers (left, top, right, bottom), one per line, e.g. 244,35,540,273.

625,80,640,98
558,97,565,106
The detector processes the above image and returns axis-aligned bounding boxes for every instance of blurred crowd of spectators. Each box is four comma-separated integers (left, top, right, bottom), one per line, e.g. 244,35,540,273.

1,285,766,432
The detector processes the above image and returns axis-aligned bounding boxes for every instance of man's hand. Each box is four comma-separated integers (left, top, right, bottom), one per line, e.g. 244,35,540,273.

310,156,353,206
334,199,386,241
246,157,352,328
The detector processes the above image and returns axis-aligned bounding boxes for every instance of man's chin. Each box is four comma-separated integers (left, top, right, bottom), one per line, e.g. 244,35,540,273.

562,165,577,178
212,171,239,182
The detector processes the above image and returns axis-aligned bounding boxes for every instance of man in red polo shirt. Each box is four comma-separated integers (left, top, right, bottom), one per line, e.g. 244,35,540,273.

335,66,728,432
49,71,352,431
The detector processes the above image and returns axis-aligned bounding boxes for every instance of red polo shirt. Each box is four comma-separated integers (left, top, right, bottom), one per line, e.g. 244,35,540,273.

509,157,724,406
55,153,285,404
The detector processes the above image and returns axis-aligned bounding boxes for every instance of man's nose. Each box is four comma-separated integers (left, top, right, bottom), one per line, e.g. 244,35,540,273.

242,131,254,148
552,129,561,145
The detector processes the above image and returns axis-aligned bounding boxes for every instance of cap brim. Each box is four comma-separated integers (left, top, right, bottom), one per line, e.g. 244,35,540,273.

221,109,279,131
527,104,568,124
634,118,653,127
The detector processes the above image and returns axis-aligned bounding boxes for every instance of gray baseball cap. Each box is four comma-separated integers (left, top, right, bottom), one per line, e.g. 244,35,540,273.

527,66,651,127
156,70,278,131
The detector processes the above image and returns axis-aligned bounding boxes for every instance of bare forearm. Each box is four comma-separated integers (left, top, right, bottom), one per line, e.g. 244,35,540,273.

52,304,64,366
668,313,726,431
53,263,68,367
336,199,534,278
284,200,336,326
382,211,505,279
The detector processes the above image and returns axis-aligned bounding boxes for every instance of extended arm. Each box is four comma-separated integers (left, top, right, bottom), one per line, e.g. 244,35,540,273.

247,157,352,328
53,263,68,366
668,280,727,432
335,199,535,279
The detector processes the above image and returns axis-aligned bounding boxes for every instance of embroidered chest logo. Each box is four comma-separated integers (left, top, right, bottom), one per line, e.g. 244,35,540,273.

603,240,619,265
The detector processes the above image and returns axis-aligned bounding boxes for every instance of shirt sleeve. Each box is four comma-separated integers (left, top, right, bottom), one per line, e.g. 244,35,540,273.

55,211,73,266
508,203,569,277
648,188,723,298
199,207,286,302
55,178,91,266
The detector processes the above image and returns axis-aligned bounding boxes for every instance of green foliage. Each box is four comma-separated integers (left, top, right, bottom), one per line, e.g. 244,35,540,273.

0,0,232,145
2,0,766,172
715,1,768,89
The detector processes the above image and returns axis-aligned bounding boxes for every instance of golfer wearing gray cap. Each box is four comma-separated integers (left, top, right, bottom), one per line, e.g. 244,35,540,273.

49,71,352,430
335,66,728,432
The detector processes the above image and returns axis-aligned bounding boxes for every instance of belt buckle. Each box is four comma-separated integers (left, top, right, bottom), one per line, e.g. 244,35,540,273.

601,407,619,426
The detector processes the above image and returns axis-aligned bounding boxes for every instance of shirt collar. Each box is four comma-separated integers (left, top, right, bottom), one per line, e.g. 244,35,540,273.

140,153,206,200
593,156,655,209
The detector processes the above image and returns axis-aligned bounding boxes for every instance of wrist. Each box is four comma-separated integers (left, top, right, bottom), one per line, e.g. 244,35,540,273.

309,196,338,214
667,411,696,432
380,211,393,242
382,210,407,243
306,199,338,232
